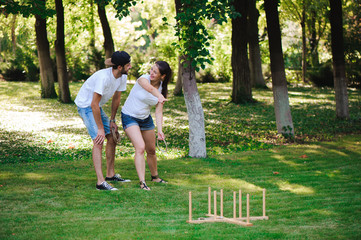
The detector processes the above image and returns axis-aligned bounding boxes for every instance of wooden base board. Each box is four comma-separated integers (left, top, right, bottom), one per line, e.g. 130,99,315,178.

188,189,269,227
205,214,269,221
187,216,253,226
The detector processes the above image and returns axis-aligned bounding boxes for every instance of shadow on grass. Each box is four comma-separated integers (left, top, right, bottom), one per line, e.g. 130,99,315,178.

0,128,92,164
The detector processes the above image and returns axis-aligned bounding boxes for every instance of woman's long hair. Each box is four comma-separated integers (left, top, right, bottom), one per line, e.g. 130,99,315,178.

155,61,172,98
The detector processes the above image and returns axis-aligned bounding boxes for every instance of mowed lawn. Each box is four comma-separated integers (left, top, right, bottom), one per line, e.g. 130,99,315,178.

0,81,360,239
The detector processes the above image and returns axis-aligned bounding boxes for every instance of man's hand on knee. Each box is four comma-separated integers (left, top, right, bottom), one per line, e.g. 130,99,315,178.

94,129,105,145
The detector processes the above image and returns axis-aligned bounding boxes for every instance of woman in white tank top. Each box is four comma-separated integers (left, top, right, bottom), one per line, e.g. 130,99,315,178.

121,61,172,190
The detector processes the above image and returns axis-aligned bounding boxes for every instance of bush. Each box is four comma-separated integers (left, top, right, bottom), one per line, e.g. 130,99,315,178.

196,68,230,83
345,56,361,89
196,69,216,83
2,67,26,81
309,62,334,87
0,47,39,82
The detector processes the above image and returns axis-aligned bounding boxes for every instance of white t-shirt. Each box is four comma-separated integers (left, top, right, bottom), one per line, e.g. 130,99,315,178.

122,74,162,119
75,67,127,108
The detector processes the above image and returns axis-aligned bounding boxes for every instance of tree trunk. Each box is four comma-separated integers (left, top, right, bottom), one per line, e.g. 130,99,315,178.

55,0,71,103
264,0,294,136
232,0,252,103
329,0,349,119
309,9,319,67
174,0,206,157
248,0,266,88
182,58,207,158
97,3,114,59
301,1,307,83
35,0,57,99
173,55,184,96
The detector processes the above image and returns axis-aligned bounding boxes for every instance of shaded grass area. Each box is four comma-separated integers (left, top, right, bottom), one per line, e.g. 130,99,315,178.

0,130,92,163
0,81,361,160
0,81,361,239
0,135,360,239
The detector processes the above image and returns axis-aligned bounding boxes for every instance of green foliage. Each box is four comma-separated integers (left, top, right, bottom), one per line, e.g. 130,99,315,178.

112,0,178,81
173,0,238,71
284,42,302,70
281,125,294,139
0,0,56,18
194,20,232,83
344,0,361,88
95,0,112,8
0,14,38,81
113,0,138,20
196,68,230,83
1,0,360,92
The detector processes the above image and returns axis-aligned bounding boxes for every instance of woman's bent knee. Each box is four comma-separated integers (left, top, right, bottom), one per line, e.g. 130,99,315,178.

146,148,156,156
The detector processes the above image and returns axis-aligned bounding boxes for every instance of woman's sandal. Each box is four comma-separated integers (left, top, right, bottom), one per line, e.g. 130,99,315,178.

151,175,167,184
140,181,150,191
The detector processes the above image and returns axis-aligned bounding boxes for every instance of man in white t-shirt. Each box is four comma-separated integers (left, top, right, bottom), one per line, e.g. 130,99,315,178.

75,51,132,191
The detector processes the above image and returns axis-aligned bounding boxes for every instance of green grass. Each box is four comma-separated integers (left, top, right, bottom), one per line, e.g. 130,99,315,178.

0,81,361,239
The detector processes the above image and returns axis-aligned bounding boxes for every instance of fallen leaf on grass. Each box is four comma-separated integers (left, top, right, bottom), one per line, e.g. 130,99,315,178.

299,154,308,158
273,172,279,175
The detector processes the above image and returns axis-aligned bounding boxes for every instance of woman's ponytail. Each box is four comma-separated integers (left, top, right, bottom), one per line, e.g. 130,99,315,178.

155,61,172,98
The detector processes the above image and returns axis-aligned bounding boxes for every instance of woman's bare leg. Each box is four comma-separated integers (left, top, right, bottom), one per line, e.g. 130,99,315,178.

125,125,147,186
142,129,158,178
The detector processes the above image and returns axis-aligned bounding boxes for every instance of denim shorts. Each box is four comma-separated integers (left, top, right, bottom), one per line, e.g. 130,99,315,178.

121,112,155,131
77,106,111,139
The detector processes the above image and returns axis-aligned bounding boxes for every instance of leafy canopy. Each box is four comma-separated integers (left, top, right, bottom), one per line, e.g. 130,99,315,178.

109,0,238,70
171,0,239,71
110,0,138,19
0,0,55,18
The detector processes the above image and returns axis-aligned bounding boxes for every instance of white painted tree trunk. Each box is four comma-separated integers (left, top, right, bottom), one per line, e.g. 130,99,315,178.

329,0,349,119
265,0,295,136
181,58,207,158
272,85,294,136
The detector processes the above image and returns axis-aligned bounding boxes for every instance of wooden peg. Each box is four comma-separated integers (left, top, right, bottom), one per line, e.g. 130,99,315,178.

214,190,217,217
208,187,211,215
246,193,250,224
189,191,192,222
233,191,236,219
220,189,224,217
263,188,266,217
239,189,242,219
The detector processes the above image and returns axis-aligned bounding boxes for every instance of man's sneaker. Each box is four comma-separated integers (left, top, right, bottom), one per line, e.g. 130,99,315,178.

105,173,131,183
96,181,118,191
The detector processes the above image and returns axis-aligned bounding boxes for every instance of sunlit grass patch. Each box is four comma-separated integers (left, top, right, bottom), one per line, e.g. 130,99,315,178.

190,174,264,192
274,180,315,195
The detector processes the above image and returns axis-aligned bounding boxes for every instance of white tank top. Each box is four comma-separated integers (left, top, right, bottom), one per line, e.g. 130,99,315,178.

122,74,162,119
